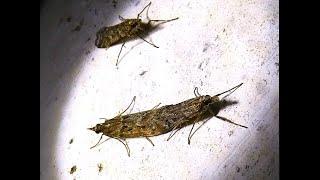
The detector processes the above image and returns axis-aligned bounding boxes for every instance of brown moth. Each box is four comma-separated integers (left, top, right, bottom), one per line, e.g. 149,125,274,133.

88,83,247,156
70,165,77,174
95,2,178,66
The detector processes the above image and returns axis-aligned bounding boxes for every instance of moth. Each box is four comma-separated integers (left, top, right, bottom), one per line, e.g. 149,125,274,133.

70,165,77,174
88,83,248,156
95,2,179,66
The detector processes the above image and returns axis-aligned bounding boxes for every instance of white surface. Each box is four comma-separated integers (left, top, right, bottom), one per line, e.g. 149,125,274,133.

40,0,279,179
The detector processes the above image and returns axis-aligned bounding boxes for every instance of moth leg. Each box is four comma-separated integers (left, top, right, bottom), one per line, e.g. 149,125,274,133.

90,134,111,149
151,102,161,110
90,134,103,149
167,127,182,141
187,123,196,144
137,2,152,19
215,115,248,128
188,118,211,145
118,15,126,21
145,137,155,146
115,138,131,157
137,35,159,48
194,87,201,97
117,96,136,117
116,42,126,66
166,121,185,141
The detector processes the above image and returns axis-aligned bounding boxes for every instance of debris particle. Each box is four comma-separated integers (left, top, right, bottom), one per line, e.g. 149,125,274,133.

139,71,147,76
202,43,210,52
69,138,73,144
71,18,84,32
98,163,103,172
228,130,234,136
66,16,72,22
112,0,117,8
70,166,77,174
236,166,240,172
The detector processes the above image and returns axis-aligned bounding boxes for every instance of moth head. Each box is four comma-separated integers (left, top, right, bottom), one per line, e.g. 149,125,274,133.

88,124,103,134
128,19,142,27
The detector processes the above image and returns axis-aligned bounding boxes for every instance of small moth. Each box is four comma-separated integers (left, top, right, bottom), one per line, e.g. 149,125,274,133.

70,165,77,174
98,163,103,173
95,2,179,66
88,83,247,156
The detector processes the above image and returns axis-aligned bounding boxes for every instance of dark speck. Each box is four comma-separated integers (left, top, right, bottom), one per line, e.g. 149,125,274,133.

139,71,147,76
69,138,73,144
66,16,72,22
203,43,210,52
223,28,226,32
98,163,103,172
236,166,240,172
70,166,77,174
71,18,84,32
198,61,203,69
112,0,117,8
135,0,141,6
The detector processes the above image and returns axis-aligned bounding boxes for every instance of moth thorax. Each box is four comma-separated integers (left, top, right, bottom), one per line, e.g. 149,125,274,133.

211,96,220,102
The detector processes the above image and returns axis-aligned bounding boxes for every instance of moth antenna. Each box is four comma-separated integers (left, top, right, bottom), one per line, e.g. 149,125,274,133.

194,87,201,97
215,115,248,128
137,2,152,19
148,17,179,24
213,83,243,100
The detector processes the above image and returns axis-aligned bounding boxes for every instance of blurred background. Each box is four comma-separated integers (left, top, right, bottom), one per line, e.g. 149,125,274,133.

40,0,279,179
